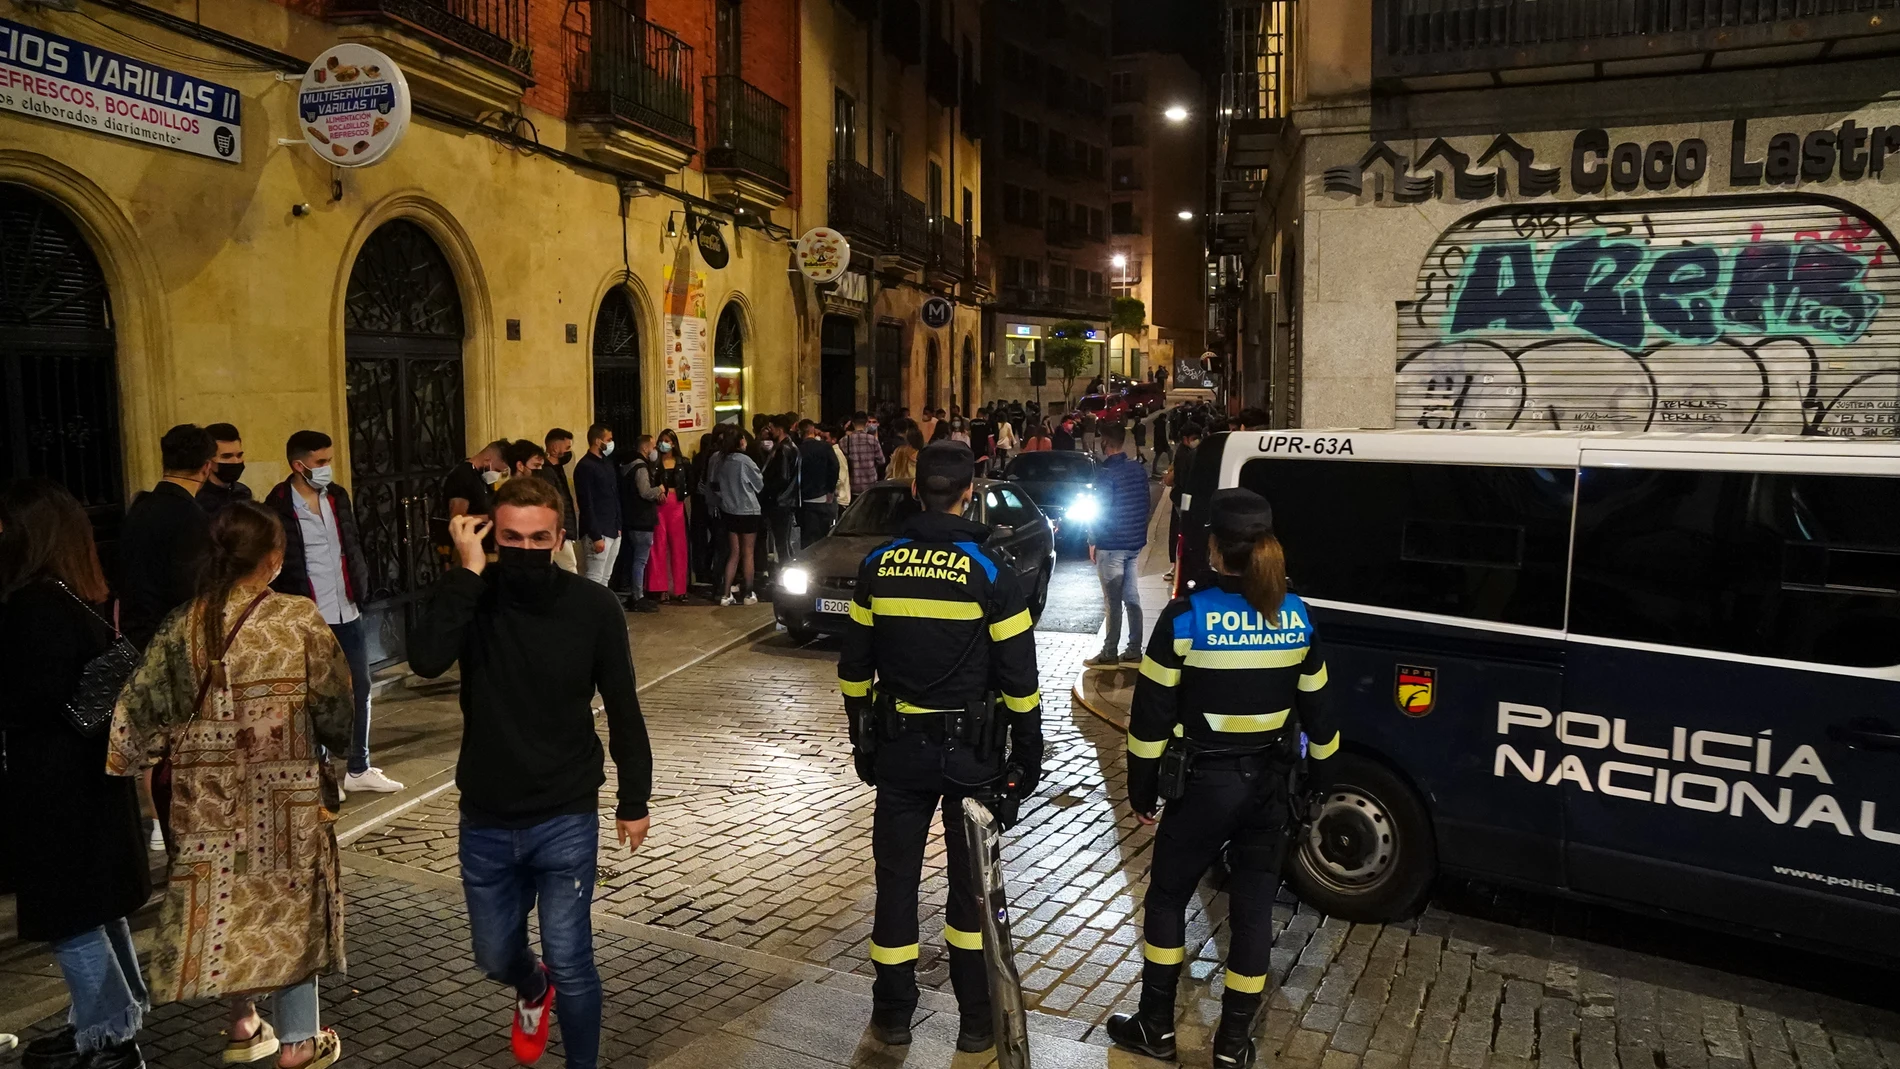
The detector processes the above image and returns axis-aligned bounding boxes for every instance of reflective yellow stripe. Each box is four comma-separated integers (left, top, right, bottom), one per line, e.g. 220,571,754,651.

872,596,984,620
1203,709,1290,733
895,700,959,714
1182,647,1307,670
990,609,1033,641
869,941,920,964
1002,690,1041,713
1140,656,1182,687
839,677,872,697
1298,663,1329,692
1127,733,1168,760
1143,942,1185,965
1173,637,1192,656
943,926,983,951
1309,731,1341,760
849,600,875,627
1224,970,1267,994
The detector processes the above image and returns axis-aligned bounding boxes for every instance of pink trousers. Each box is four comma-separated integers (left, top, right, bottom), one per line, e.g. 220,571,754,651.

647,496,689,596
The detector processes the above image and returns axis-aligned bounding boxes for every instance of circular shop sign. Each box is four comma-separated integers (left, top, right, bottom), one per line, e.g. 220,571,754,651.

298,44,411,167
696,219,731,269
921,296,954,330
795,226,852,284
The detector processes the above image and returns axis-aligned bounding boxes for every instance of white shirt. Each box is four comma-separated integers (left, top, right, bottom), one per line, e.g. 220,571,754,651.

293,489,359,625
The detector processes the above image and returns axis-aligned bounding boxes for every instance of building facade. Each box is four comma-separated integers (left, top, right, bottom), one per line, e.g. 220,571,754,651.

1106,48,1205,381
1226,1,1900,433
979,0,1112,406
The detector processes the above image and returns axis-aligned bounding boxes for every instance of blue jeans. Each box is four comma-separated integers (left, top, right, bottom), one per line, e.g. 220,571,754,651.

626,530,654,598
261,976,321,1044
1096,548,1143,656
52,918,147,1052
460,813,601,1069
330,619,373,774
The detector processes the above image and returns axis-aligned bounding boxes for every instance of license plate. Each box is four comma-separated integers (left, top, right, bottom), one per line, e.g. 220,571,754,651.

816,597,851,615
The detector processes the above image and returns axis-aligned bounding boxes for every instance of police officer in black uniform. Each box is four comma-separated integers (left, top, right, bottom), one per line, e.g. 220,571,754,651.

838,440,1045,1053
1106,488,1340,1069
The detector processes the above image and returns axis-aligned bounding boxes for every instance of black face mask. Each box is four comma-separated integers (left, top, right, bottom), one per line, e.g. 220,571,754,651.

550,452,570,466
216,462,246,485
495,545,554,569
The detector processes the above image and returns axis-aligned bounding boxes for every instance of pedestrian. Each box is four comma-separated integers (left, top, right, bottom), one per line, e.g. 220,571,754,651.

1150,410,1171,477
197,422,253,515
841,412,887,498
1164,423,1203,577
109,501,354,1069
949,418,971,445
408,477,653,1069
1021,423,1053,452
616,435,662,614
1052,419,1076,452
1107,489,1339,1069
796,418,840,548
698,425,733,599
504,439,547,482
119,423,216,650
1084,420,1151,670
436,440,506,569
1156,364,1169,391
761,413,802,572
534,429,580,574
1132,416,1149,463
839,441,1044,1054
994,415,1018,462
916,408,939,444
573,424,621,589
827,424,853,511
1080,412,1099,457
1,480,151,1069
717,430,764,605
931,408,952,442
645,428,691,604
885,425,924,483
263,430,402,796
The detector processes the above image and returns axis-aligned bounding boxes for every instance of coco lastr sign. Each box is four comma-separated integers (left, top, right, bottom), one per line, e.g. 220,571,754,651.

298,44,410,166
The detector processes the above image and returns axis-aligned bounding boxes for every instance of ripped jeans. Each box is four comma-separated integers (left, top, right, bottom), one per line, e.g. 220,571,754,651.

51,917,147,1052
460,812,601,1069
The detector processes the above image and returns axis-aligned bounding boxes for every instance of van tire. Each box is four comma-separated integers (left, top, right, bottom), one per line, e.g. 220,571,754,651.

1287,753,1436,923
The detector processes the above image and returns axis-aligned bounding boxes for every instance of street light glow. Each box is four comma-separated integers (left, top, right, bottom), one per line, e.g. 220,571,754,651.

1177,209,1194,221
1164,105,1189,122
1112,254,1128,268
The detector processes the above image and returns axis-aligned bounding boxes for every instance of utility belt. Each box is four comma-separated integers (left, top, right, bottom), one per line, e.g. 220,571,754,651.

1157,732,1300,802
872,691,1005,760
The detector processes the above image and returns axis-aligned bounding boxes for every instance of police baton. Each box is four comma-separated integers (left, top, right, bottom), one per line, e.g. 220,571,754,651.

960,797,1032,1069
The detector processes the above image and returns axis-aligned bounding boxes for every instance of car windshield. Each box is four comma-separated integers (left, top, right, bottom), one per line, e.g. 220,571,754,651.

1078,397,1108,411
1008,453,1094,481
832,485,923,537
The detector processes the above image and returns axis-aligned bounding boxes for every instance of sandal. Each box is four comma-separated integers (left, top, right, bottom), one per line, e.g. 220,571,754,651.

279,1029,341,1069
224,1020,280,1064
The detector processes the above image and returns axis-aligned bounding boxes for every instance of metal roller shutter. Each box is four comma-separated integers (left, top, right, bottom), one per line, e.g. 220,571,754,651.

1395,195,1900,437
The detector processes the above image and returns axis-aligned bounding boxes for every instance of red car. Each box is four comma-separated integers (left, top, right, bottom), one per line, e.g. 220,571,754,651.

1121,382,1164,416
1071,394,1129,424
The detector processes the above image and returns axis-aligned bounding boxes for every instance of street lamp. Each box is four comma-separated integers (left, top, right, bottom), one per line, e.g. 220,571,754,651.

1177,209,1194,221
1163,105,1189,122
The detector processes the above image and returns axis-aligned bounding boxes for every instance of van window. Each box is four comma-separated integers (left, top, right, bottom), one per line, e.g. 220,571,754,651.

1240,459,1573,628
1571,468,1900,666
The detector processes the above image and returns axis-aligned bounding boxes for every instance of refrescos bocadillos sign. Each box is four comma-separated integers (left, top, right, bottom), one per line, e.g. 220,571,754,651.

297,43,409,167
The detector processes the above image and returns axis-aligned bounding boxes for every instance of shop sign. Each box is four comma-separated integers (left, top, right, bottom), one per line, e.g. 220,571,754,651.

695,217,730,269
662,265,712,431
831,270,869,305
0,16,241,162
796,226,852,284
922,296,954,329
1007,323,1043,338
297,44,409,167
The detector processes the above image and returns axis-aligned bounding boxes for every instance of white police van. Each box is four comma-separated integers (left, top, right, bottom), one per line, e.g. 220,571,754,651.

1178,429,1900,960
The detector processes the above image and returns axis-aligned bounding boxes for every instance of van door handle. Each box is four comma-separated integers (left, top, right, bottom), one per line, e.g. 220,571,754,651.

1829,718,1900,752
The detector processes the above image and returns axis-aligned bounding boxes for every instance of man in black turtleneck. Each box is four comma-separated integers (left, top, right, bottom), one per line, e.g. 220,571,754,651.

408,474,651,1069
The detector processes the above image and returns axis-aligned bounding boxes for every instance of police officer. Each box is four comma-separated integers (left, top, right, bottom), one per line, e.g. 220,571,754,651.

1106,488,1339,1069
838,440,1044,1053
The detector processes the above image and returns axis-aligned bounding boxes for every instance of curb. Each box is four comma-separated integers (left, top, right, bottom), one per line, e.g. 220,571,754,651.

1070,662,1132,733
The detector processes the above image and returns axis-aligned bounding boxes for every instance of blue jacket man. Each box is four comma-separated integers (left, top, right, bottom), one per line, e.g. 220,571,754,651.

1086,421,1151,668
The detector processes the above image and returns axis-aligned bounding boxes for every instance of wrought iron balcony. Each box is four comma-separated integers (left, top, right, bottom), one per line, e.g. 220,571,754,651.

927,37,959,106
705,75,791,192
1375,0,1900,81
571,5,695,148
930,218,968,281
883,0,923,65
827,159,891,249
889,191,932,267
330,0,530,73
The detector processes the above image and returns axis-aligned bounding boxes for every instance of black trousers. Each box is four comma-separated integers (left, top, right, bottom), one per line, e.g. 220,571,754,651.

1141,762,1289,1007
797,502,837,548
764,506,797,572
869,733,1001,1019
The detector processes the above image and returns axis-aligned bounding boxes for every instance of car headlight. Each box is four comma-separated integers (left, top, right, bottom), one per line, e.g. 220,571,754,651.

779,567,811,595
1067,493,1101,525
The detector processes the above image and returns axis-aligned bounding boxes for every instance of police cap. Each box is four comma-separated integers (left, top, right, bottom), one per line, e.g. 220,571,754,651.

1210,488,1273,542
915,440,976,492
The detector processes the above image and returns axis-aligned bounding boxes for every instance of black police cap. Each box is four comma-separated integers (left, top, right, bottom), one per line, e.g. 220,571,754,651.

915,440,976,489
1210,488,1273,541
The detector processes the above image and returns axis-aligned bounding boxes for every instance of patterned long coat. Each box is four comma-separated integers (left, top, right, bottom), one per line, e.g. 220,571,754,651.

107,586,353,1003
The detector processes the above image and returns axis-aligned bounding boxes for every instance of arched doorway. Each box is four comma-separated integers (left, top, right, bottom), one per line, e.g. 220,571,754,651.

962,335,976,412
344,219,465,666
0,185,123,547
714,302,745,424
926,337,941,412
593,288,641,437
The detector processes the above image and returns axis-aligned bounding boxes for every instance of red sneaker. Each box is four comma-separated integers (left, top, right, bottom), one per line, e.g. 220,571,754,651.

511,966,555,1065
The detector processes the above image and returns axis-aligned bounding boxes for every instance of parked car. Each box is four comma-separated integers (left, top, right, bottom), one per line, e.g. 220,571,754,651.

1072,393,1129,425
1002,450,1100,549
772,479,1057,642
1121,382,1164,416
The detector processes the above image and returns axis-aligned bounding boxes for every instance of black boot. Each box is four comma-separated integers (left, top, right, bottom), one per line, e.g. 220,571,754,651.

869,1006,913,1046
80,1042,145,1069
1211,991,1262,1069
1105,961,1179,1061
956,1010,995,1053
22,1028,79,1069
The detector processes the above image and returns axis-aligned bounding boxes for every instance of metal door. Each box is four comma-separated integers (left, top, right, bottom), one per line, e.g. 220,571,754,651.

821,314,858,423
874,319,904,410
593,288,642,437
344,220,465,668
0,186,124,553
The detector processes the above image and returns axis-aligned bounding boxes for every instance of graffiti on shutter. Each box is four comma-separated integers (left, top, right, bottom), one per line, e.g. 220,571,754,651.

1396,195,1900,436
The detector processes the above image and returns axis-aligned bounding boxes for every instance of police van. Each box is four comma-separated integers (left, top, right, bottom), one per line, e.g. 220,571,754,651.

1178,429,1900,960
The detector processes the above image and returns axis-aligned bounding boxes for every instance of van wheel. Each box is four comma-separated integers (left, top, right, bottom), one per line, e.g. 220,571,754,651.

1287,753,1436,922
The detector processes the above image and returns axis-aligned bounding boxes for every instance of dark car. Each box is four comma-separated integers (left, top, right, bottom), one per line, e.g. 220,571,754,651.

1121,382,1164,416
1002,450,1100,548
772,479,1057,642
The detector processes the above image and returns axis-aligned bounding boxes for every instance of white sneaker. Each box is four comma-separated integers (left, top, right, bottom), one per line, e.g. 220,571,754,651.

744,592,759,605
344,767,405,793
148,821,165,852
720,594,738,606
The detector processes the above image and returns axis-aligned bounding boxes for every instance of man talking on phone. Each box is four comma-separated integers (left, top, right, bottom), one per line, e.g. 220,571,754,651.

409,474,652,1069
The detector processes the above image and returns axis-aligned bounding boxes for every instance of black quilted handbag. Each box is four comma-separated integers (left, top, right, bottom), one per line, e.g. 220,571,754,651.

56,581,141,739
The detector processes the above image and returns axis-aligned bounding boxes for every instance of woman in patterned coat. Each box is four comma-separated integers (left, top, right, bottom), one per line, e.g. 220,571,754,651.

108,501,353,1069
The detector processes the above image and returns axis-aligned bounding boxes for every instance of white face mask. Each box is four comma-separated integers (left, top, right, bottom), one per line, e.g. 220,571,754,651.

602,441,616,457
481,469,503,485
304,464,334,490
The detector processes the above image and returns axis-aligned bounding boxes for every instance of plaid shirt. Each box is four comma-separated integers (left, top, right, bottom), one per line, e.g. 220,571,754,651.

841,430,886,495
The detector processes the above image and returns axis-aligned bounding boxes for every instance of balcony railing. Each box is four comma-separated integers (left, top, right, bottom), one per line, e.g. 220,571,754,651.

927,37,959,105
572,4,695,147
891,191,932,265
883,0,923,65
828,159,891,249
931,218,968,280
1376,0,1900,79
330,0,530,73
705,75,791,191
1045,218,1084,248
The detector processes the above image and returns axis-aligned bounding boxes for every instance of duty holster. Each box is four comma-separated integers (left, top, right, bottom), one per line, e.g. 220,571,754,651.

1157,739,1191,802
851,705,880,760
1157,734,1302,804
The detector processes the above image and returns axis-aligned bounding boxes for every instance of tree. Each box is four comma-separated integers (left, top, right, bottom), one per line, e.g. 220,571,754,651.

1111,296,1147,337
1044,320,1098,407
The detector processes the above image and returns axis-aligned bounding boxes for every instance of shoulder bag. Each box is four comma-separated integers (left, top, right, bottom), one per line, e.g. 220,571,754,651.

55,581,141,740
193,589,273,715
